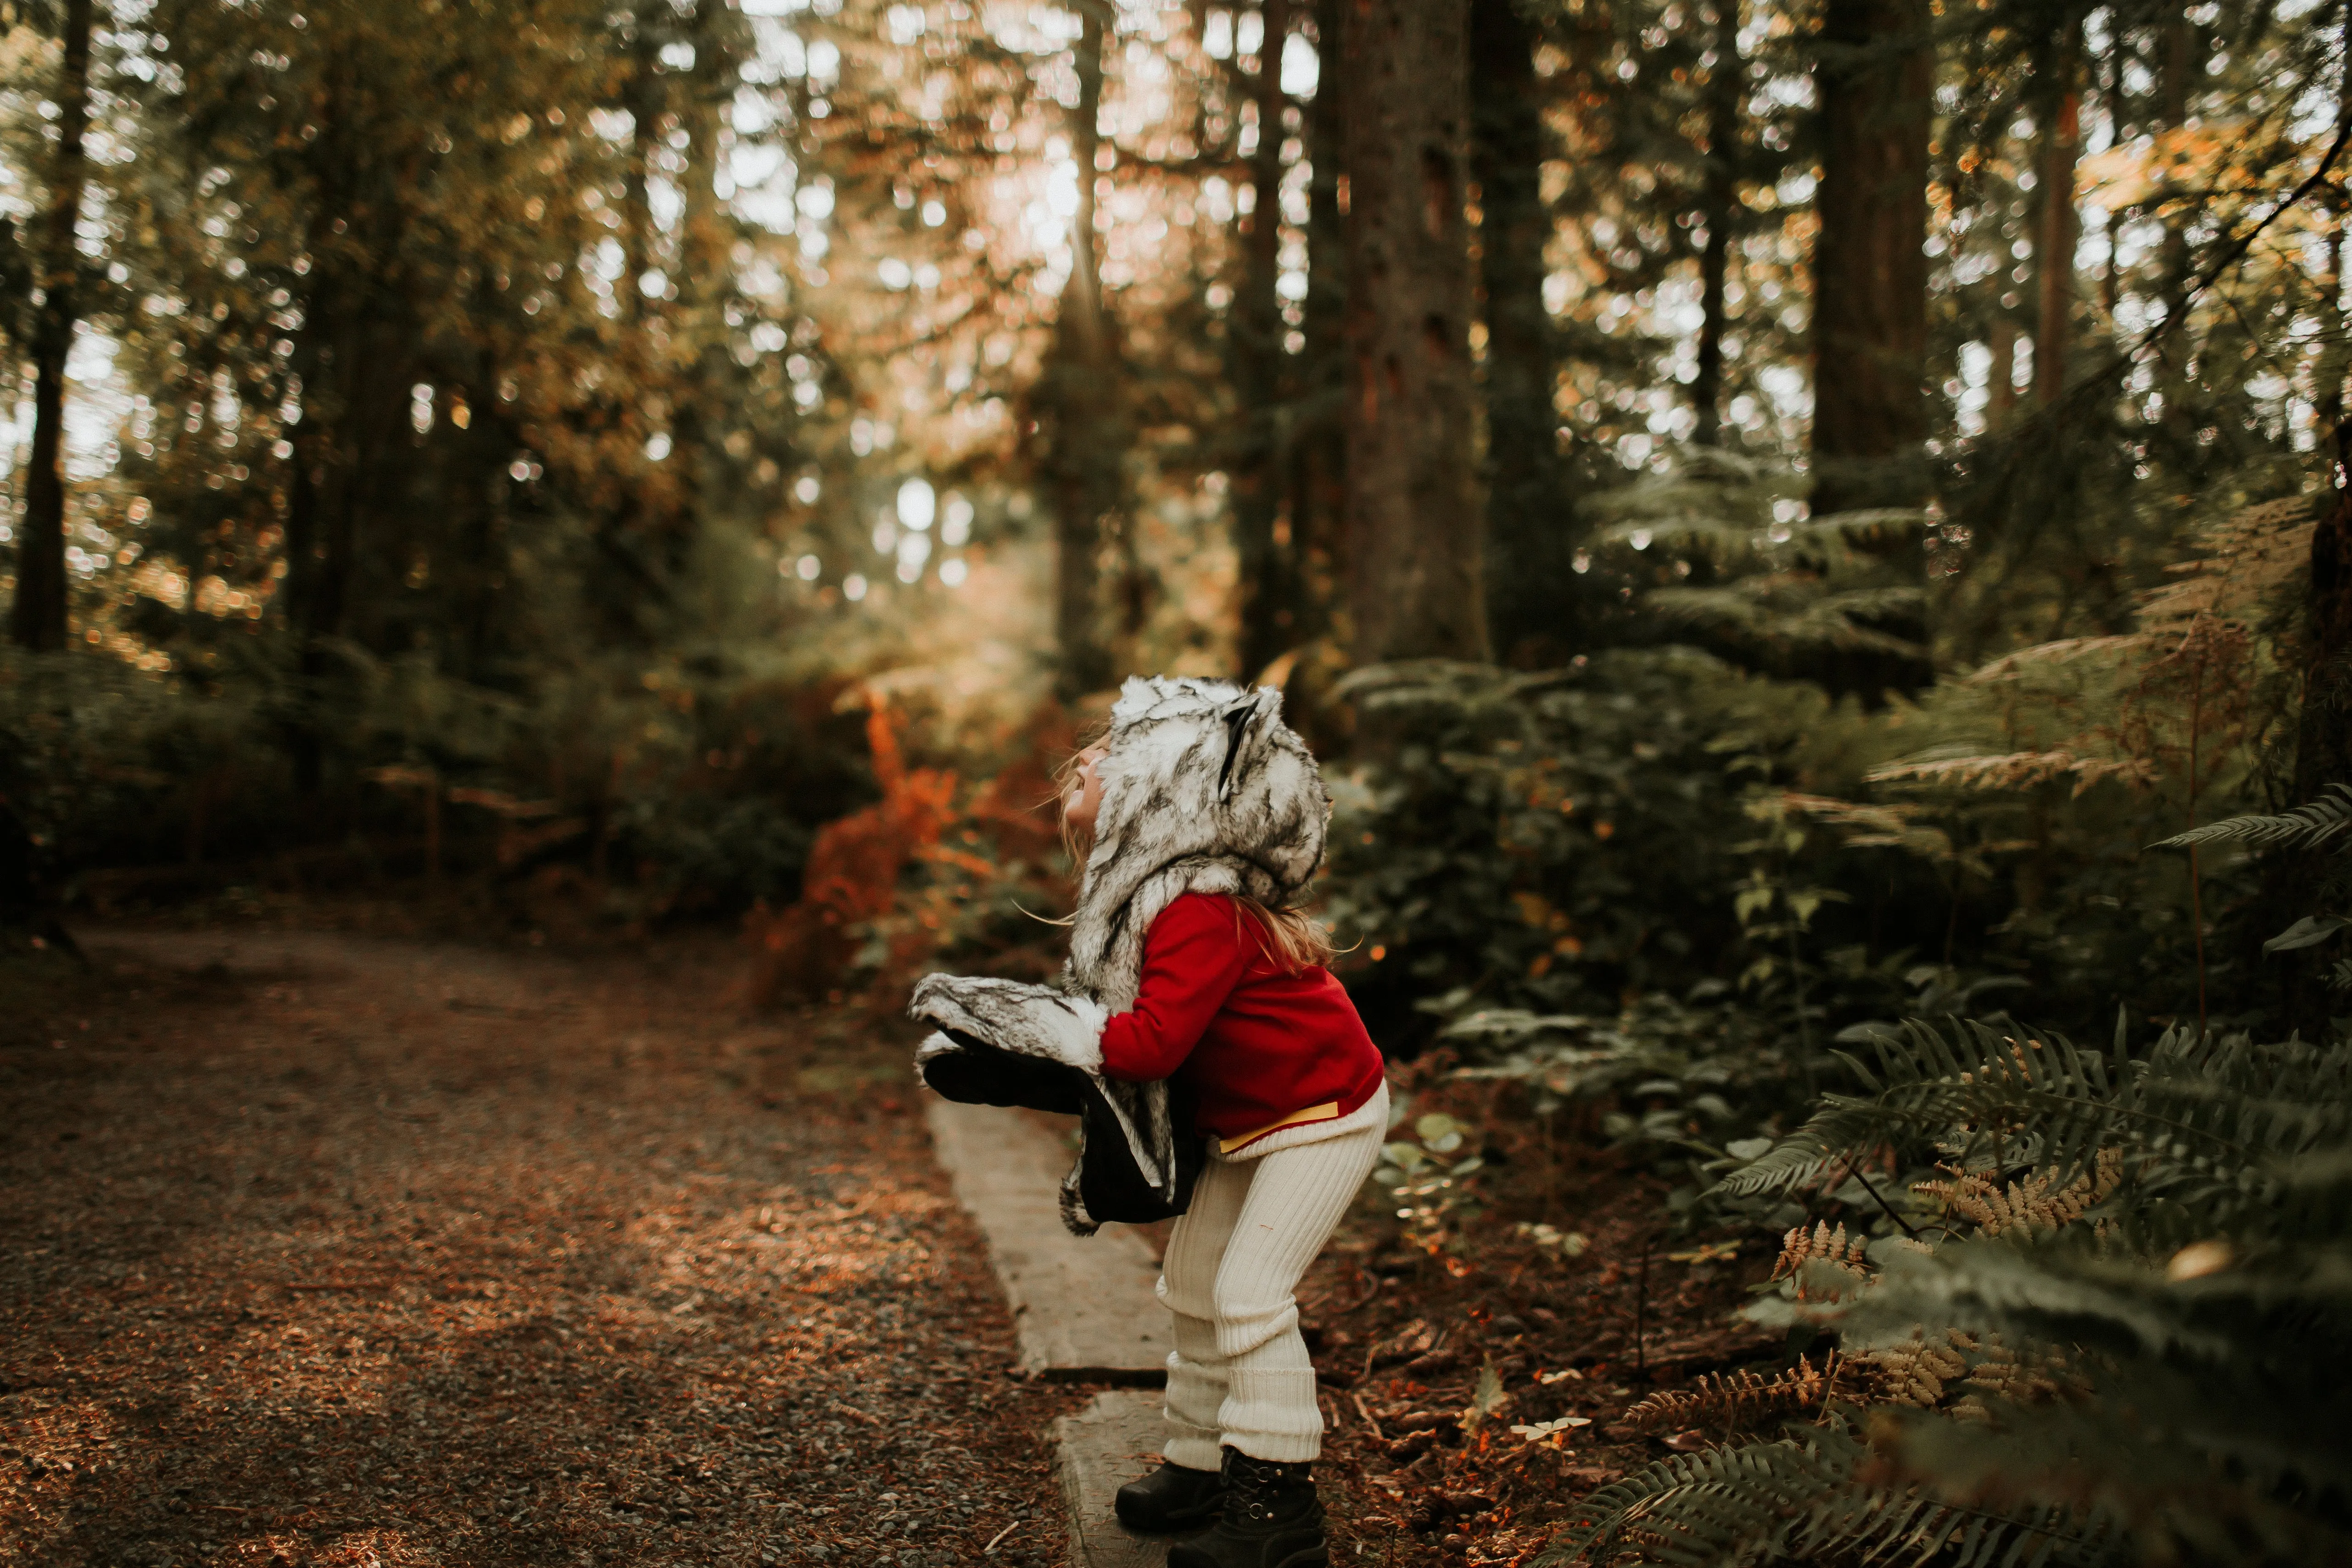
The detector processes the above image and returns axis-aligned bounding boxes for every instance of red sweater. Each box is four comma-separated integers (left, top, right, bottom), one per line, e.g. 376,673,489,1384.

1096,893,1386,1144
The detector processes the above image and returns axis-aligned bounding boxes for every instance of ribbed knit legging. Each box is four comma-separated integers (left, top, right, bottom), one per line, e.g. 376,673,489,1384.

1154,1095,1388,1468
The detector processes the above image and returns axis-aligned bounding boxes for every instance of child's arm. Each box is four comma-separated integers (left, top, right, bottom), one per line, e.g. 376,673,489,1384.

1095,895,1253,1082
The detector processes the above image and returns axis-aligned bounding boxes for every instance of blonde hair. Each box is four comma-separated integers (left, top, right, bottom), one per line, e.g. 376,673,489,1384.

1051,733,1335,976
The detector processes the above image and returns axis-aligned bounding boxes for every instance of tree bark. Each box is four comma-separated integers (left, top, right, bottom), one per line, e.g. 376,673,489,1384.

9,0,94,653
1472,0,1572,666
1341,0,1486,666
1282,0,1347,666
2275,3,2352,1038
1235,0,1299,681
1691,0,1742,449
1809,0,1930,521
622,0,667,322
1042,1,1122,698
2030,21,2083,407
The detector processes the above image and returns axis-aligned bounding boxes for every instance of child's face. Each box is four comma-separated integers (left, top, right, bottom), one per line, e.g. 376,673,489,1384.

1062,744,1109,842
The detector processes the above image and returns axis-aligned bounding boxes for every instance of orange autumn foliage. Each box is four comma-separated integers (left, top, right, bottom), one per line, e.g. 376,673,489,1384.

743,694,1074,1006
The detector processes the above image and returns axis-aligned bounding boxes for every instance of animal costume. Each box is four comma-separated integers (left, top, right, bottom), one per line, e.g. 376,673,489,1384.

909,675,1332,1234
911,675,1389,1531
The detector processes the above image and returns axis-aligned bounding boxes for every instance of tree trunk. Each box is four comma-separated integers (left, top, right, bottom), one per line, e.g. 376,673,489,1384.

1810,0,1930,521
1691,0,1742,449
2275,3,2352,1038
623,0,666,321
2030,21,2082,408
1235,0,1299,681
1042,1,1122,698
1283,0,1348,669
8,0,94,653
1472,0,1571,666
1341,0,1487,666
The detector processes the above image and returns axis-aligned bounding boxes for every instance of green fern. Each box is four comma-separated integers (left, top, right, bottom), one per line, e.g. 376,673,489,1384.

1552,1014,2352,1568
2150,784,2352,853
1718,1018,2352,1229
1537,1423,2107,1568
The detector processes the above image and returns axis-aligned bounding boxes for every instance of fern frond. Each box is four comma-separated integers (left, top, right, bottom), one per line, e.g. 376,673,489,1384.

1866,1329,1975,1407
1916,1149,2123,1238
2151,783,2352,853
1771,1220,1875,1300
1718,1020,2352,1222
1866,747,2156,797
1535,1425,2106,1568
1967,636,2147,681
1624,1353,1848,1434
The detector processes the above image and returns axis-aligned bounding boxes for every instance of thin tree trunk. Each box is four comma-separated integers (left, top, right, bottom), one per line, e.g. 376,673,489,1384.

669,0,737,550
1044,1,1121,698
9,0,94,653
2156,6,2194,319
623,0,666,321
1471,0,1570,666
1285,0,1347,664
1341,0,1486,666
1989,314,2017,424
2318,0,2352,447
1236,0,1298,681
2031,21,2083,407
1691,0,1742,449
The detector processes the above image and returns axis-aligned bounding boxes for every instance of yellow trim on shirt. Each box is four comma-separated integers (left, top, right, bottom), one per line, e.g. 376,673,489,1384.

1219,1101,1342,1155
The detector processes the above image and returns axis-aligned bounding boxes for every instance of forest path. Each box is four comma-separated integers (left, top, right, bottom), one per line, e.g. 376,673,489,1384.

0,926,1076,1568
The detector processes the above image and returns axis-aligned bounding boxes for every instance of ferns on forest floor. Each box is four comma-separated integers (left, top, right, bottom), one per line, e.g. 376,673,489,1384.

1537,1016,2352,1568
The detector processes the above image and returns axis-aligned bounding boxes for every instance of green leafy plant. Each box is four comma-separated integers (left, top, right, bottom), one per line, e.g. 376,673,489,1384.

1539,1014,2352,1566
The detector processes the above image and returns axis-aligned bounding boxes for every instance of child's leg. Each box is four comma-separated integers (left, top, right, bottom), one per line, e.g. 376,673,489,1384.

1155,1152,1253,1470
1209,1111,1387,1462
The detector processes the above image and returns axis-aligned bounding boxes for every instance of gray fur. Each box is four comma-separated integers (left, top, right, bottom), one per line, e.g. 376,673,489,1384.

909,675,1331,1235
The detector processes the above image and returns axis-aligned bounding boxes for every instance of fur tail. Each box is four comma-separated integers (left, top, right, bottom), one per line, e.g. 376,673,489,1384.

1057,1163,1101,1238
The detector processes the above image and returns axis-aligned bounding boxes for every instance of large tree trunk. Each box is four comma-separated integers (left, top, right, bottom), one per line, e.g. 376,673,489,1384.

1807,0,1932,703
1235,0,1300,681
1810,0,1930,520
1471,0,1571,667
8,0,94,653
2029,21,2082,407
1341,0,1486,666
1042,2,1122,698
1691,0,1742,449
2275,3,2352,1038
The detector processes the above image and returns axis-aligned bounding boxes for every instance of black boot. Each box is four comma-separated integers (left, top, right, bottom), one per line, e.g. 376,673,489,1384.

1114,1460,1226,1534
1166,1447,1327,1568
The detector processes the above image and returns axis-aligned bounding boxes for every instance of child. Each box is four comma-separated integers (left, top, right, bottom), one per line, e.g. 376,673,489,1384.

910,676,1386,1568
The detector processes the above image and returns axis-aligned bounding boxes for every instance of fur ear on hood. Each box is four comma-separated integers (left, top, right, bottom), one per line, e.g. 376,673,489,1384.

1067,676,1328,1006
909,675,1330,1234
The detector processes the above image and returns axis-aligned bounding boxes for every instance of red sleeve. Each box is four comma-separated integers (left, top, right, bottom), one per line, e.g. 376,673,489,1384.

1096,895,1255,1083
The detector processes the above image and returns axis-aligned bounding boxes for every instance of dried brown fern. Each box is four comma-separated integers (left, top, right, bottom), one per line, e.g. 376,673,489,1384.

1866,1330,1973,1407
1914,1147,2123,1238
1624,1353,1848,1433
1948,1338,2089,1422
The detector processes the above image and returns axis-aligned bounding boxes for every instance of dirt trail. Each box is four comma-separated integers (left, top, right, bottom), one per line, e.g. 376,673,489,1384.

0,926,1075,1568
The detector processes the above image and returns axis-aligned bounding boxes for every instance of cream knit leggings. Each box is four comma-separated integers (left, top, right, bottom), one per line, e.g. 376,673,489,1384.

1155,1085,1389,1468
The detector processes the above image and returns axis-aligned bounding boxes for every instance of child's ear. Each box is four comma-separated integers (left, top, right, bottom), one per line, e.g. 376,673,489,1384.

1214,687,1283,800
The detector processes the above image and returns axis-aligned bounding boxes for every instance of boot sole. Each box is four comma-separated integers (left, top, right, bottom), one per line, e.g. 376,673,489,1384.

1113,1503,1222,1535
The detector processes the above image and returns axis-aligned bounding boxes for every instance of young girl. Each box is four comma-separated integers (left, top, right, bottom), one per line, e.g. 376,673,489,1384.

910,676,1386,1568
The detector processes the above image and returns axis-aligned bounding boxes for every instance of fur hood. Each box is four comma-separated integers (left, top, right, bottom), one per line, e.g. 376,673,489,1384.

910,676,1330,1233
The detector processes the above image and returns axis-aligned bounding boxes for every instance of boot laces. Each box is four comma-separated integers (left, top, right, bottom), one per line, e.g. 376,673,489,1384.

1224,1452,1291,1523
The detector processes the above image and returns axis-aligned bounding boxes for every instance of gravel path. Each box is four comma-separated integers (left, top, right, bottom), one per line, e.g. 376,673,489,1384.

0,928,1078,1568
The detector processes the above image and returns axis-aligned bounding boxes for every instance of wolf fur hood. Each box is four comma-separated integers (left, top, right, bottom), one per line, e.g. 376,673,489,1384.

909,675,1330,1234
